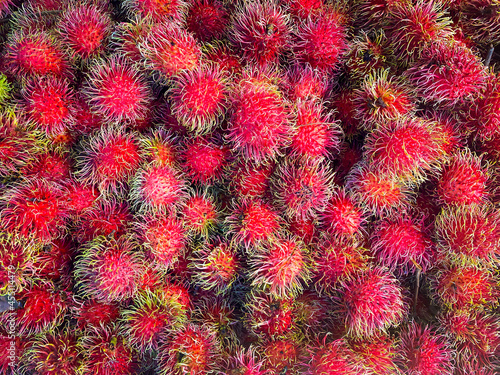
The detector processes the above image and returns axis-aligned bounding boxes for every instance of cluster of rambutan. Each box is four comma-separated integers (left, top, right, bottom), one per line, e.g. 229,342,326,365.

0,0,499,374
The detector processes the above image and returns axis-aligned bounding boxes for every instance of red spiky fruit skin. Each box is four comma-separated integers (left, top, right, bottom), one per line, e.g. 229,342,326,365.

139,23,201,81
58,3,112,60
194,296,236,347
75,201,131,242
171,65,227,134
79,328,136,375
227,199,280,249
289,216,318,244
74,236,142,303
245,292,295,338
24,332,81,375
140,129,178,167
22,151,71,183
353,69,415,130
406,40,486,105
321,188,364,237
182,192,218,236
338,267,406,337
13,281,67,335
274,160,333,220
84,56,152,122
293,290,332,339
284,0,324,18
230,1,291,67
123,0,185,22
0,0,13,17
306,339,357,375
34,239,73,282
23,77,74,136
290,101,342,160
137,215,186,271
1,179,68,243
0,236,35,294
348,335,398,375
371,216,435,275
364,117,444,181
5,30,69,78
73,299,120,330
231,161,273,200
186,0,229,42
0,333,26,375
355,0,405,27
435,204,500,265
330,89,360,137
397,322,454,375
250,235,311,298
434,265,499,311
386,1,452,60
261,338,302,374
294,9,347,73
77,127,142,194
283,64,328,103
436,149,489,206
63,180,98,217
183,137,229,184
191,239,239,294
469,74,500,141
228,70,290,163
0,114,32,177
157,324,219,375
457,0,500,45
130,164,186,213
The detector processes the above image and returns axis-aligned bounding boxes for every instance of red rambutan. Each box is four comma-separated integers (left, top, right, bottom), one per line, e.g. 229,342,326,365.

321,188,364,237
225,349,268,375
457,0,500,45
182,190,218,236
348,335,398,375
306,338,357,375
73,298,120,330
245,292,295,338
34,239,73,282
230,161,273,201
469,73,500,141
0,235,37,294
139,128,179,167
260,338,302,374
283,0,324,18
63,180,98,217
183,137,229,184
283,64,329,103
186,0,229,42
123,0,186,23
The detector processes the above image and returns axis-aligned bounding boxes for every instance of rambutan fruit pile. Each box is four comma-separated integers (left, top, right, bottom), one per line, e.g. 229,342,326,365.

0,0,499,374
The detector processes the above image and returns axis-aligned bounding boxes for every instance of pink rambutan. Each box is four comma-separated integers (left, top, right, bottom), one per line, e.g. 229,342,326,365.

433,265,499,311
63,180,98,217
397,322,454,375
371,215,435,275
123,0,186,22
1,179,68,242
435,204,500,265
204,42,243,77
186,0,229,42
71,93,105,135
227,69,290,163
283,64,329,103
76,127,142,194
348,335,398,375
58,2,112,61
321,188,364,237
112,17,152,64
406,40,486,105
190,238,239,294
353,69,416,130
273,160,334,220
260,338,302,374
436,149,490,206
306,338,357,375
182,190,218,236
283,0,324,18
289,215,318,244
83,56,152,122
23,331,81,375
245,292,295,338
226,199,280,249
249,234,311,298
469,73,500,141
170,64,227,134
290,100,342,160
294,8,348,73
130,164,186,213
137,215,186,271
73,298,120,330
225,349,268,375
140,128,179,167
230,1,291,67
22,77,74,136
337,266,406,337
157,323,219,375
355,0,404,27
5,30,69,78
363,116,444,181
330,89,360,138
74,235,142,303
22,151,71,183
422,110,464,156
231,161,273,201
183,137,229,184
139,22,201,81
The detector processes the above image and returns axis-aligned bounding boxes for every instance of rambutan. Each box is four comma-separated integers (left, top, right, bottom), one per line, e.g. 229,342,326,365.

406,40,486,105
273,160,334,220
397,322,454,375
170,64,227,134
76,127,142,194
230,1,291,67
0,112,31,177
293,290,332,340
63,180,98,217
306,338,357,375
283,64,329,103
73,298,120,330
123,0,186,23
140,128,179,167
321,188,364,237
130,164,186,213
22,151,71,183
290,100,342,160
337,266,406,337
112,17,152,64
182,190,218,236
227,69,290,163
260,338,302,374
436,149,490,206
1,179,68,243
245,292,295,338
183,137,229,184
226,199,280,249
0,235,37,294
74,235,142,303
371,215,435,275
225,349,268,375
348,335,398,375
330,89,360,138
294,8,348,73
230,161,274,201
139,22,201,81
157,323,220,375
249,234,311,298
83,56,152,123
22,77,74,136
0,0,13,18
204,42,243,77
34,239,73,282
353,69,415,130
283,0,324,18
469,73,500,141
186,0,229,42
457,0,500,45
289,215,318,244
58,2,112,61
